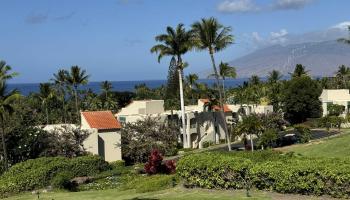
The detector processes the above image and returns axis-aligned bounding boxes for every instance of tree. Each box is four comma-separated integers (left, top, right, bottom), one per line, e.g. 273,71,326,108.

101,80,113,100
0,82,20,170
239,114,263,152
327,104,345,116
150,23,193,148
65,66,89,120
185,73,199,104
267,70,282,84
335,65,350,89
217,62,236,101
282,76,322,124
0,61,19,170
37,83,55,124
291,64,308,78
192,17,234,151
121,117,178,164
52,69,68,123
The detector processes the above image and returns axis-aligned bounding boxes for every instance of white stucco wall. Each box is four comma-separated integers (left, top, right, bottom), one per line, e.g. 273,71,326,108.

98,131,122,162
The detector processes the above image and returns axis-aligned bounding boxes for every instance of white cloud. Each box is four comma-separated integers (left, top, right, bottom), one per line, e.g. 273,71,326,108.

250,29,289,47
217,0,258,13
272,0,314,10
331,21,350,30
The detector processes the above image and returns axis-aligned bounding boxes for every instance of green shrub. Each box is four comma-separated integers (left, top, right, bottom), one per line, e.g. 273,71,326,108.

0,156,109,197
177,152,350,198
110,160,125,168
177,152,252,189
294,125,311,143
51,171,75,190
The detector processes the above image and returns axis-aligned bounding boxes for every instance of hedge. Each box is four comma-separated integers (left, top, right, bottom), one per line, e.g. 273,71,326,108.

0,156,110,197
177,151,350,198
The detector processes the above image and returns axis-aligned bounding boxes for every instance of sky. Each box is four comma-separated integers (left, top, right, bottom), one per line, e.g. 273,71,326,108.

0,0,349,83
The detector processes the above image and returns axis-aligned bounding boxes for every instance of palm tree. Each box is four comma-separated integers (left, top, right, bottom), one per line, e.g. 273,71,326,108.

0,82,19,170
52,69,67,123
0,61,19,80
267,70,282,84
150,23,193,148
101,80,113,100
216,62,236,101
249,75,260,86
37,83,54,124
239,114,263,152
335,65,350,88
291,64,308,78
192,17,234,151
337,26,350,44
185,73,198,104
65,66,89,120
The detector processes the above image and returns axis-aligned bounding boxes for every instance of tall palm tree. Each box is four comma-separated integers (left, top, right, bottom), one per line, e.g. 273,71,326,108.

267,70,282,84
217,62,236,101
65,66,89,120
185,73,198,104
203,96,221,144
37,83,54,124
335,65,350,88
0,83,19,170
150,23,193,148
52,69,67,123
192,17,234,151
337,26,350,44
101,80,113,100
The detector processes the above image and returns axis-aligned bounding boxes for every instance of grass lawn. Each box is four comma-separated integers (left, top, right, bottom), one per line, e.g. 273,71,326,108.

278,129,350,158
7,187,336,200
7,187,271,200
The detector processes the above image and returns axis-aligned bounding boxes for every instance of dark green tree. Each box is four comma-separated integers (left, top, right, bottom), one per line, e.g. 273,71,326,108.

282,76,322,124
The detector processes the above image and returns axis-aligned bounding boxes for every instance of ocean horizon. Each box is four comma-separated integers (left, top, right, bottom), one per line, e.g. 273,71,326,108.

8,78,250,96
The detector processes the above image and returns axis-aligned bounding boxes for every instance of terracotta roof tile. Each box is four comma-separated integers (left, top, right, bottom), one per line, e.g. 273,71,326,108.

200,99,232,112
82,111,122,130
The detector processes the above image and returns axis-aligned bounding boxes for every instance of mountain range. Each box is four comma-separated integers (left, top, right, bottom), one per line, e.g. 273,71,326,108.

231,40,350,77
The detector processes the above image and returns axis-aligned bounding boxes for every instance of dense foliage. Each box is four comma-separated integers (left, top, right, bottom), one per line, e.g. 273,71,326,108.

177,151,350,198
282,76,322,124
144,149,176,175
121,117,178,164
0,155,109,197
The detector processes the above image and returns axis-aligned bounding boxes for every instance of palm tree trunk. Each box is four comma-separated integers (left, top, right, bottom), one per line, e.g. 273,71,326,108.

209,50,231,151
46,105,49,124
62,94,66,123
74,87,80,121
0,117,8,170
250,134,254,152
222,78,226,102
178,69,187,148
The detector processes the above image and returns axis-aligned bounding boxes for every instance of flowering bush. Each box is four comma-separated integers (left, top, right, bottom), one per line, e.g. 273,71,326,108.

144,149,176,175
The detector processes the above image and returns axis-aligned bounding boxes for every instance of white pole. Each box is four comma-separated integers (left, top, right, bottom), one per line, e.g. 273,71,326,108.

178,69,187,148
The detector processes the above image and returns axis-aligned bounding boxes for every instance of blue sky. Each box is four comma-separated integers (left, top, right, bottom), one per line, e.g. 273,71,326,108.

0,0,349,83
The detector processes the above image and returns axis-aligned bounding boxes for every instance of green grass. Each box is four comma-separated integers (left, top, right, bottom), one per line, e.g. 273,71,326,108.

7,187,270,200
280,129,350,158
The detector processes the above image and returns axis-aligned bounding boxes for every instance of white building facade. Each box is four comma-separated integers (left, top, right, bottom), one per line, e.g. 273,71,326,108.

319,89,350,117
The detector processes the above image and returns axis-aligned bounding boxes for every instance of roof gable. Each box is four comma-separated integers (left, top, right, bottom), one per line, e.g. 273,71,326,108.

82,111,122,130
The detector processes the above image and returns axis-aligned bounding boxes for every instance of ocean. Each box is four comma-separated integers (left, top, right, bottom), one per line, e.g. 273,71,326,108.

8,79,248,96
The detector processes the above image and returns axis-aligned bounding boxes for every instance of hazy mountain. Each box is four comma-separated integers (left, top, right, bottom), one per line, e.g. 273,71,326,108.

230,40,350,78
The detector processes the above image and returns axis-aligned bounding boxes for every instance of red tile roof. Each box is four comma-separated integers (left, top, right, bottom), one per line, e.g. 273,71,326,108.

199,99,232,112
82,111,122,130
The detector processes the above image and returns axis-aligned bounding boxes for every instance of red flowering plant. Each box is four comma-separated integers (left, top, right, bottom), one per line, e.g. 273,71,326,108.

144,149,176,175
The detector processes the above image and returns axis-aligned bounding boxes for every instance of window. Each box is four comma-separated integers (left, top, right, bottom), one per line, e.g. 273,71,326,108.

119,116,126,123
190,118,196,128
